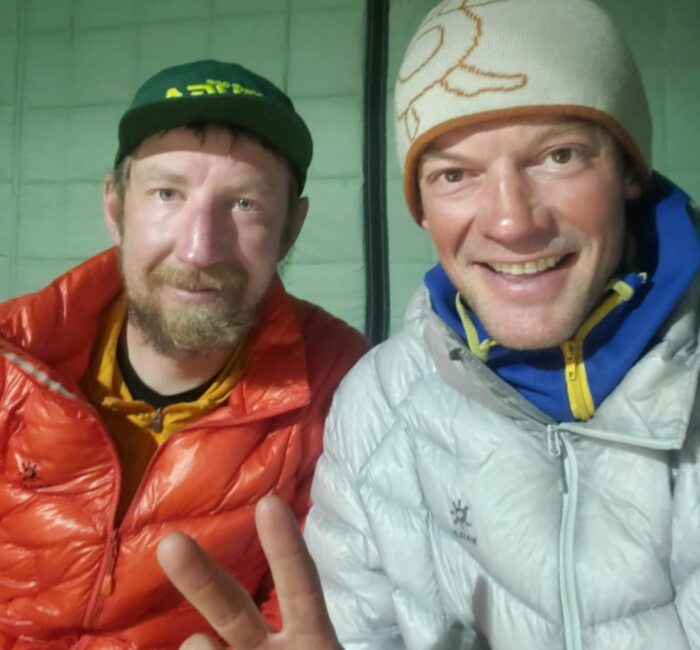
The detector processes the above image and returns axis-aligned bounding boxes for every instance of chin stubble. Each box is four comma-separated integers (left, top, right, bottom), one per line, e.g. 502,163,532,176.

124,262,255,356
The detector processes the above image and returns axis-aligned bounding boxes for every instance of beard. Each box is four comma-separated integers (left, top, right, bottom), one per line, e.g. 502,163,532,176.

123,261,254,357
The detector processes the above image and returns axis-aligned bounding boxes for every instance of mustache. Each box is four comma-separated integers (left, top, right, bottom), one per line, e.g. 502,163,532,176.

469,232,586,261
148,263,247,292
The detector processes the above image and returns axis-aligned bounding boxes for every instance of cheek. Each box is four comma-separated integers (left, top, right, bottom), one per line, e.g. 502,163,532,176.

600,217,626,271
424,210,472,260
582,191,626,254
120,214,173,272
234,223,284,272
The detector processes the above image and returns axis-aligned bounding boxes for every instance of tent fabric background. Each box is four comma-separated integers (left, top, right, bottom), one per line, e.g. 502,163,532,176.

1,0,698,339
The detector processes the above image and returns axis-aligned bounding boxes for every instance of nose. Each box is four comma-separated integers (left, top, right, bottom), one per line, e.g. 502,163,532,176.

477,164,553,247
173,201,229,268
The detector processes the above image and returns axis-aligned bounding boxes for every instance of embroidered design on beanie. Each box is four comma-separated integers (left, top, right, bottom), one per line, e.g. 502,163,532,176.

396,0,527,142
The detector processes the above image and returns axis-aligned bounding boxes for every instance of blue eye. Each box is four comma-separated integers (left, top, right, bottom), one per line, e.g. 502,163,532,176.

236,198,254,211
157,188,176,201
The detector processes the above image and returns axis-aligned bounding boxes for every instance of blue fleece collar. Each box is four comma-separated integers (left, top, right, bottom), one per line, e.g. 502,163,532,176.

425,173,700,422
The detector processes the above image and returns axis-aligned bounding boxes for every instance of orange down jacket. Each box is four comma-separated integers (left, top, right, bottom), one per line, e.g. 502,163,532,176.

0,250,368,649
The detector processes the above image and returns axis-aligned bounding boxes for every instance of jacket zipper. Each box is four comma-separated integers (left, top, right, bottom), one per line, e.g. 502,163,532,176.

100,530,120,596
547,427,583,650
559,278,638,422
83,399,181,624
81,430,121,627
74,366,299,628
151,407,164,433
560,340,594,420
82,406,210,627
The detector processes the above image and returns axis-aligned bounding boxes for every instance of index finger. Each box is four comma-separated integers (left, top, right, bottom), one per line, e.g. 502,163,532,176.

255,495,337,639
157,531,270,648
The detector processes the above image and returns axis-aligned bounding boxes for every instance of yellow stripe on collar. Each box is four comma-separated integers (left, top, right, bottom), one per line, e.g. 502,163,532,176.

560,275,644,420
452,274,644,421
455,293,497,361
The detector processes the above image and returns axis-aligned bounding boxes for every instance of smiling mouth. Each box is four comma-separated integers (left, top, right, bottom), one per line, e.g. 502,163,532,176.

487,255,566,276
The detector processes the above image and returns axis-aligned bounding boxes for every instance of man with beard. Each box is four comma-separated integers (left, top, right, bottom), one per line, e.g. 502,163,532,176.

0,59,367,649
153,1,700,649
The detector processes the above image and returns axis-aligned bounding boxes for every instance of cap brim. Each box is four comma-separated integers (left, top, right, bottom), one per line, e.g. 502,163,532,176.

117,95,312,189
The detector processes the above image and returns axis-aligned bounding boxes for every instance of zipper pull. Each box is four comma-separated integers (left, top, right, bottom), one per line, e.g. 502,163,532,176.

101,530,120,596
559,450,569,494
547,426,562,457
151,407,163,433
547,427,569,494
562,340,577,381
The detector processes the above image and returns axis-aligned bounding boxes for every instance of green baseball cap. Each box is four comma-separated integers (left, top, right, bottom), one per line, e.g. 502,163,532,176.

116,59,313,192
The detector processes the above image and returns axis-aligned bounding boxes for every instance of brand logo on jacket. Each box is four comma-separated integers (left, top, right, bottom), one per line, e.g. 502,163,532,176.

450,498,477,545
21,461,37,481
19,460,48,489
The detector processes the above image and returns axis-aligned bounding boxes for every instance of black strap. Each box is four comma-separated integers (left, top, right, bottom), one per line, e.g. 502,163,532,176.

362,0,391,344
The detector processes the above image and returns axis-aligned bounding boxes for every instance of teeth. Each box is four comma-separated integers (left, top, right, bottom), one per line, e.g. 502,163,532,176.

489,256,562,276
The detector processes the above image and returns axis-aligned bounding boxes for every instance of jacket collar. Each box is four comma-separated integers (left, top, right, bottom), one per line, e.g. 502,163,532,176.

425,273,700,450
425,173,700,423
0,249,122,384
0,249,311,420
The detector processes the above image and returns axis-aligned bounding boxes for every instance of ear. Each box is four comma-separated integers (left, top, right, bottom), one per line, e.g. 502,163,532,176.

623,171,642,201
417,200,429,231
103,174,123,245
278,196,309,261
415,188,429,230
419,211,429,231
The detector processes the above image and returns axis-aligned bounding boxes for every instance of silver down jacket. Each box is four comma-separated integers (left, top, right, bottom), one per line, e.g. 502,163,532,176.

305,282,700,650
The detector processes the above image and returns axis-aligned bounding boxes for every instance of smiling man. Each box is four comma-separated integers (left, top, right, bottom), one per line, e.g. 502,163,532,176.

0,60,367,648
304,0,700,647
417,117,641,352
148,1,700,649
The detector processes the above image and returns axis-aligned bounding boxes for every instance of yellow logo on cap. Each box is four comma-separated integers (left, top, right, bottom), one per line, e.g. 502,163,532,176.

165,79,263,99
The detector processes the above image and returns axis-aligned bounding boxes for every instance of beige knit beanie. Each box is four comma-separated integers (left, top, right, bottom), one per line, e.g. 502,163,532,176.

395,0,652,221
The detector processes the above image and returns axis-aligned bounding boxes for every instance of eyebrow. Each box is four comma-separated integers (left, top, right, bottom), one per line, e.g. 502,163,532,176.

230,178,277,195
133,165,189,185
532,119,606,151
418,150,475,176
531,120,604,149
133,165,277,195
421,150,469,164
419,120,604,171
